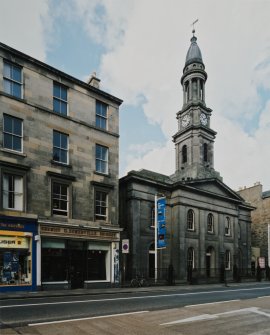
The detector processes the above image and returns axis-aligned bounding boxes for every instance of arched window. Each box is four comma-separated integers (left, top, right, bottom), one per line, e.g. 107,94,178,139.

187,247,195,269
207,213,214,233
203,143,208,162
225,250,231,270
225,217,231,236
187,209,195,231
182,145,187,163
238,222,241,239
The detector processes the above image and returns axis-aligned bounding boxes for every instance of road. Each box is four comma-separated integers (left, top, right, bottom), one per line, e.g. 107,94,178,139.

1,283,270,334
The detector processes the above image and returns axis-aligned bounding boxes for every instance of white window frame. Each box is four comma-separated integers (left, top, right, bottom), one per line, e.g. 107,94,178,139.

52,181,69,217
3,173,23,211
3,114,23,153
96,100,108,130
95,190,108,221
53,130,69,165
53,82,68,116
95,144,108,174
3,61,23,99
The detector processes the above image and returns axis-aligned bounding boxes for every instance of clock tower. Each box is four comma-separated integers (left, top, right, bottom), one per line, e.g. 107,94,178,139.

172,30,221,181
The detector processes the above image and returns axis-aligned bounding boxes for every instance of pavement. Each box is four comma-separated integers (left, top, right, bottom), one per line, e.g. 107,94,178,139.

1,280,268,301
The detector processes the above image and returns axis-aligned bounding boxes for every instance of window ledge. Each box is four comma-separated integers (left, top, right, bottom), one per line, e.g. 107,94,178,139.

94,171,110,177
0,148,26,157
51,160,72,169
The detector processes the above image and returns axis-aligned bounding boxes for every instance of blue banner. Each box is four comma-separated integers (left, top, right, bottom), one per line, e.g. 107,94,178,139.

157,197,166,248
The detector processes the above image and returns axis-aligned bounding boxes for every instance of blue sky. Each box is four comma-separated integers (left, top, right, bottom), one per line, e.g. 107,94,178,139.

1,0,270,191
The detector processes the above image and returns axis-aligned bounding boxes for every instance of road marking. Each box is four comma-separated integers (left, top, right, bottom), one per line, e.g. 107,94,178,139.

29,310,149,326
2,286,270,309
257,296,270,299
185,299,240,308
161,307,270,326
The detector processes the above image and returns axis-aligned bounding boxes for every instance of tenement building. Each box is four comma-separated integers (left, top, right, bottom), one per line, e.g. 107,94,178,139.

0,42,122,291
119,32,253,282
238,182,270,267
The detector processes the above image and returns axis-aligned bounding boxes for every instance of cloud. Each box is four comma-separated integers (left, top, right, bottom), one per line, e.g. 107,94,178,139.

76,0,270,190
0,0,51,61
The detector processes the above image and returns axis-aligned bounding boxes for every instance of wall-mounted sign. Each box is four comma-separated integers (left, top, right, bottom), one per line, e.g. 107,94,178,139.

0,236,29,249
122,239,129,253
157,197,166,248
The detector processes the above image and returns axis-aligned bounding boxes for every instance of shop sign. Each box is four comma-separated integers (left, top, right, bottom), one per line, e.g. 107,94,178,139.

0,236,29,249
40,225,119,240
258,257,265,269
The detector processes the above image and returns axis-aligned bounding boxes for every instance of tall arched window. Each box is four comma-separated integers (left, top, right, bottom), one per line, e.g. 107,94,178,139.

187,209,195,231
187,247,195,269
225,250,231,270
207,213,214,233
203,143,208,162
182,145,187,163
225,217,231,236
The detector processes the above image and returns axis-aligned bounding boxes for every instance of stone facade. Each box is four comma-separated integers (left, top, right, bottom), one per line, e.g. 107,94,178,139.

238,183,270,264
119,33,253,283
0,42,122,291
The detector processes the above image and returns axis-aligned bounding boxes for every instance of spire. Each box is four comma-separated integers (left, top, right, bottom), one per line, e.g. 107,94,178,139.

185,20,203,67
185,33,203,67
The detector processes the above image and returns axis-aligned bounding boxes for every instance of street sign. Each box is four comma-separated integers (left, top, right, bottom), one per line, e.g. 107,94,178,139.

122,239,129,254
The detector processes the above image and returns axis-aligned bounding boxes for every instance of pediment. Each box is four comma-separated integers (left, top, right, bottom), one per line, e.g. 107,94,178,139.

180,178,243,202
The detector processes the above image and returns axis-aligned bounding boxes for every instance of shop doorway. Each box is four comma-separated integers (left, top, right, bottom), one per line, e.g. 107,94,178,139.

68,240,85,289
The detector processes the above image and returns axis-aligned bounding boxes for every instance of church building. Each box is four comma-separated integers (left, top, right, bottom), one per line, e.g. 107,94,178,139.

119,31,253,283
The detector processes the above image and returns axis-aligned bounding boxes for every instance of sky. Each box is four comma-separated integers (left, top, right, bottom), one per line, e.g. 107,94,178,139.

1,0,270,192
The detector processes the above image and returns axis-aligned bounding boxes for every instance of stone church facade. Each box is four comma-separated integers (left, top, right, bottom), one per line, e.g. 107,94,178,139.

119,32,253,283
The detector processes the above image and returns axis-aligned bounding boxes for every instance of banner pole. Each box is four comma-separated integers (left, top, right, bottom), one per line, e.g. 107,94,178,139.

155,194,158,283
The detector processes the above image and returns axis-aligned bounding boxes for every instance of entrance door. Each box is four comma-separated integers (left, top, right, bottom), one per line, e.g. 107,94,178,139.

68,241,85,289
206,246,215,278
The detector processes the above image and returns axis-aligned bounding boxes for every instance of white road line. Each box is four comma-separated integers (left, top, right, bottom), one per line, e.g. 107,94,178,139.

257,296,270,299
161,307,270,326
2,286,270,309
185,299,240,308
28,310,149,326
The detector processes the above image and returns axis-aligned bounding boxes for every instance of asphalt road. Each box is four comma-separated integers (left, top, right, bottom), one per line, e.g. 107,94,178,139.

1,283,270,328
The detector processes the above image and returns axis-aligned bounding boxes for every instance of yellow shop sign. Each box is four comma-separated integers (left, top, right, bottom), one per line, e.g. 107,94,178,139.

0,236,29,249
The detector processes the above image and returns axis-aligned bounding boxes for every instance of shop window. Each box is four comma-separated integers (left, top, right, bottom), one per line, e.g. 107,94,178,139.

53,82,68,116
187,209,195,231
86,244,110,281
41,239,67,282
3,173,23,210
95,190,107,221
3,114,23,152
96,100,107,130
3,61,23,98
52,182,69,216
0,238,32,286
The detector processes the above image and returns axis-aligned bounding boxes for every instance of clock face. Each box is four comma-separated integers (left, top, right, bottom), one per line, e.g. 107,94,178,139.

181,114,191,128
200,113,207,126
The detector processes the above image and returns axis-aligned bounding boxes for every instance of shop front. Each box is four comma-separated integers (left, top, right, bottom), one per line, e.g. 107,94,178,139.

40,224,120,290
0,216,38,292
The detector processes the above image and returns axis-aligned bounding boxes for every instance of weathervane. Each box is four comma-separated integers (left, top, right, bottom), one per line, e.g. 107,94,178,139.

191,19,199,35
